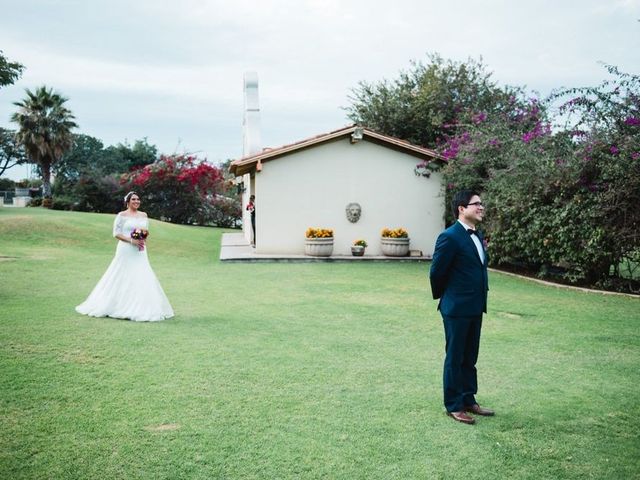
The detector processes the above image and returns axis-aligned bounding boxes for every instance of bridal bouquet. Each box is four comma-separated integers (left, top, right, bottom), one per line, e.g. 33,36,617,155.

131,228,149,251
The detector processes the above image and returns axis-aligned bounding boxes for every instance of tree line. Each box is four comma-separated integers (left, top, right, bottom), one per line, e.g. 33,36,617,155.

0,50,241,227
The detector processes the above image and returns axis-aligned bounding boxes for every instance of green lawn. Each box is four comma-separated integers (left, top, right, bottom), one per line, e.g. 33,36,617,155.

1,208,639,479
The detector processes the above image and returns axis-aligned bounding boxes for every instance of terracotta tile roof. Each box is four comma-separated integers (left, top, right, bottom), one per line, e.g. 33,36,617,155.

229,125,444,176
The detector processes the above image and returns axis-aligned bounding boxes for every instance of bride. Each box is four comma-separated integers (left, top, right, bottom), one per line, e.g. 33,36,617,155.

76,191,174,322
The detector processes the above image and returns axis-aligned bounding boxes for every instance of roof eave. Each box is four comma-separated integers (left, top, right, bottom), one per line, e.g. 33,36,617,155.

228,125,446,175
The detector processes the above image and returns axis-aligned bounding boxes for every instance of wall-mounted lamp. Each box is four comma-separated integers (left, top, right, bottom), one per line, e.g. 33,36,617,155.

351,127,364,143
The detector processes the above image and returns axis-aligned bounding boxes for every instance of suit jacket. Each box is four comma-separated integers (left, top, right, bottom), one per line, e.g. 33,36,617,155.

429,221,489,317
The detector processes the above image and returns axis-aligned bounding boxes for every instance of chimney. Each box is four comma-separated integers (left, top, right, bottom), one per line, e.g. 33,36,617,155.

243,72,261,157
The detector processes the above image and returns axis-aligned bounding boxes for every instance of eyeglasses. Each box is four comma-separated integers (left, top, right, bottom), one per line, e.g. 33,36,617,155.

466,201,484,208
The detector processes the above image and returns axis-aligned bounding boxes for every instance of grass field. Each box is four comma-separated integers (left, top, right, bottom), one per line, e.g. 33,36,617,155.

1,208,639,479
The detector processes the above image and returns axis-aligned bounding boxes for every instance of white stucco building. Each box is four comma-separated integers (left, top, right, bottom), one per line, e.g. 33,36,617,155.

229,125,446,257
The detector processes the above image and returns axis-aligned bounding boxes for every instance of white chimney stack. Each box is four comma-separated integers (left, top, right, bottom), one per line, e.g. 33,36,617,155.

243,72,261,157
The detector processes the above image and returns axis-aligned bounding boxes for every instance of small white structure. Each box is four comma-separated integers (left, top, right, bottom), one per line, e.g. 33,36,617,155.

242,72,261,157
239,72,261,244
230,125,446,256
13,196,32,207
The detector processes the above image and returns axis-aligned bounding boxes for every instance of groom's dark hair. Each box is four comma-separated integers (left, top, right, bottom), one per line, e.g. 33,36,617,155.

451,190,480,220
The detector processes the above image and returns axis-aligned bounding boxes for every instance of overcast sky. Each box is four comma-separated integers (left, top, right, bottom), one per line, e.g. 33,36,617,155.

1,0,639,180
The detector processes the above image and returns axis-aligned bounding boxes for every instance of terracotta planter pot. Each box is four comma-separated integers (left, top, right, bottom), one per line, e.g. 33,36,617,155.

305,237,334,256
380,237,410,256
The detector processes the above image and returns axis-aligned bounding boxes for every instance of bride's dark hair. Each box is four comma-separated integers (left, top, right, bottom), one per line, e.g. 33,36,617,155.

123,191,138,207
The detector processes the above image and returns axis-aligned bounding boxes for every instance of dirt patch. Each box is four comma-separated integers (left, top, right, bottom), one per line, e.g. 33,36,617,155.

5,342,47,356
61,350,102,364
496,311,523,319
144,423,181,432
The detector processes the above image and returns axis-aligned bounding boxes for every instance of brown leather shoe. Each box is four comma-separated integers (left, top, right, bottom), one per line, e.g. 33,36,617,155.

465,404,495,416
447,411,476,425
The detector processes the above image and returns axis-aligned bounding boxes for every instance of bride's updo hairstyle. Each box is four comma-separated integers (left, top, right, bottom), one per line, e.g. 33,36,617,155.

123,191,138,208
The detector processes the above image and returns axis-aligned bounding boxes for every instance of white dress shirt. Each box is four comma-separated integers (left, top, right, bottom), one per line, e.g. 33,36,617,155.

458,220,485,264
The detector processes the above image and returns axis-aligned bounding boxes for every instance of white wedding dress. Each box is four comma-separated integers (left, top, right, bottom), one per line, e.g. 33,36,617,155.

76,213,174,322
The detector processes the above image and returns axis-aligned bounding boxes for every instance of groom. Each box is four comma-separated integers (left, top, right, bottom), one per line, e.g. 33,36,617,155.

429,190,494,425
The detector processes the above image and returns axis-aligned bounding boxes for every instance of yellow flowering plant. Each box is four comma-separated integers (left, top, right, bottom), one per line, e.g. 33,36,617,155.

381,227,408,238
353,239,368,247
305,227,334,238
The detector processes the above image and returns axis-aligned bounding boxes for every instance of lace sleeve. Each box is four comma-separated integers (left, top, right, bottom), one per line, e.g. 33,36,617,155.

113,213,124,237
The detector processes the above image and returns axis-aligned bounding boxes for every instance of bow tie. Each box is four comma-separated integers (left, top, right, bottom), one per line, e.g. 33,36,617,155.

467,229,478,236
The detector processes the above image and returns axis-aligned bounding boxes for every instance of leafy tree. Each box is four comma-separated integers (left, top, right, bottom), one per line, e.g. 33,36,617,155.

120,154,238,226
53,134,105,195
551,65,640,287
437,94,554,208
11,86,78,198
0,50,24,88
0,128,27,177
439,66,639,291
71,174,124,213
54,135,159,193
52,135,161,210
103,138,157,172
0,177,16,191
346,53,523,147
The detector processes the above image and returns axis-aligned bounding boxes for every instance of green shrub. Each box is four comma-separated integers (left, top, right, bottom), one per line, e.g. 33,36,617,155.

0,178,16,191
72,175,123,213
439,66,640,292
50,196,77,210
202,196,242,228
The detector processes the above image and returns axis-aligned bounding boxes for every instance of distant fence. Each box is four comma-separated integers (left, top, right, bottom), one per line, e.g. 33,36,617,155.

0,191,15,205
0,188,42,206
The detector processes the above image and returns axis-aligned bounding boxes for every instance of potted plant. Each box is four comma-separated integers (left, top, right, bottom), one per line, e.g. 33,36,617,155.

380,227,410,256
351,239,367,256
305,227,334,256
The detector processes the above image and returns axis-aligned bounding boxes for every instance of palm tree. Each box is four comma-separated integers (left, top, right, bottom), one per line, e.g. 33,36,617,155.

11,86,78,199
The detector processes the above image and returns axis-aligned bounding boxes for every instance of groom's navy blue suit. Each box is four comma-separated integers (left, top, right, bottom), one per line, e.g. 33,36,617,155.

430,221,489,413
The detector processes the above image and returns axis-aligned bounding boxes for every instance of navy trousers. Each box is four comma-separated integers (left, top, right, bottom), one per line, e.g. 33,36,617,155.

442,314,483,412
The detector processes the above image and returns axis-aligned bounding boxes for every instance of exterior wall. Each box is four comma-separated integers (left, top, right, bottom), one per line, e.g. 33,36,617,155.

241,173,254,244
255,137,445,256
